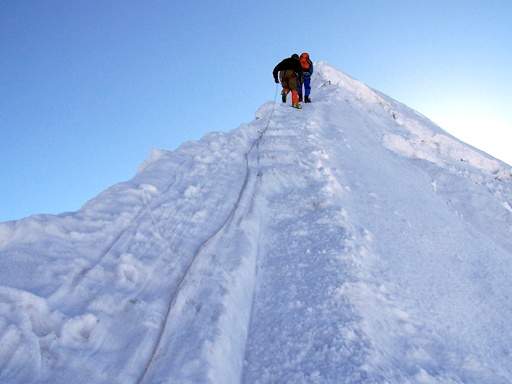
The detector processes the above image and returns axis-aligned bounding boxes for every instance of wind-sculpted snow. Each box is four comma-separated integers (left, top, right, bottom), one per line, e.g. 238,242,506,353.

1,63,512,383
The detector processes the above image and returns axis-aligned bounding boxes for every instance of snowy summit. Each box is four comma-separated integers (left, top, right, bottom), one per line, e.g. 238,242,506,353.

1,63,512,384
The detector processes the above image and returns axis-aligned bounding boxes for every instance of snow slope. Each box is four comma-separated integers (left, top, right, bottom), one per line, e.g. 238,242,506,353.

1,63,512,384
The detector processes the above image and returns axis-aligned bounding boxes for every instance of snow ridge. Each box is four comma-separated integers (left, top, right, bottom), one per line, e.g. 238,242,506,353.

1,63,512,384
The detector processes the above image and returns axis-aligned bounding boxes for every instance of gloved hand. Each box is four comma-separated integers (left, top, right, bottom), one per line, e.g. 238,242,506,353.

274,78,279,84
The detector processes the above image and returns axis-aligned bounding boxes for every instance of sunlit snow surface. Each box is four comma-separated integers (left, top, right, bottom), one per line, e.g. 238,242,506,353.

1,63,512,383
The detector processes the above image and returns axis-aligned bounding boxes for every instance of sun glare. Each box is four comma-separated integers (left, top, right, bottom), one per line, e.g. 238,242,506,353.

418,100,512,166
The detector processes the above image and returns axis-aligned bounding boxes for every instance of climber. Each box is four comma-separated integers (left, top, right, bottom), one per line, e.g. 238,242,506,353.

299,52,313,103
273,54,303,109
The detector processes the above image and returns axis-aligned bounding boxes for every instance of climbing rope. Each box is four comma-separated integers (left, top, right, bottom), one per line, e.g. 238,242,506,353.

256,83,280,140
134,84,281,384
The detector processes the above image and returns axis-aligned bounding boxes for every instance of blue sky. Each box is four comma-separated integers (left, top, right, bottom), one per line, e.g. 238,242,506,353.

1,0,511,221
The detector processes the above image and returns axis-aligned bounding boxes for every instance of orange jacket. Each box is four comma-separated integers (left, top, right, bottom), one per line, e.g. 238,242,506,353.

300,53,311,69
300,53,313,75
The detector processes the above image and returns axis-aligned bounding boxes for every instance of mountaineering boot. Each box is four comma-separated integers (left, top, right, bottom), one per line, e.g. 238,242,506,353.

305,96,311,103
281,91,287,103
292,103,302,109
